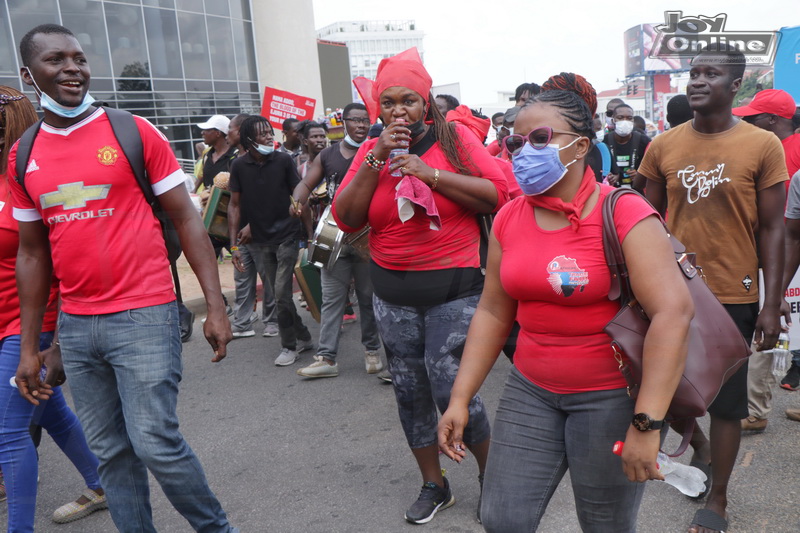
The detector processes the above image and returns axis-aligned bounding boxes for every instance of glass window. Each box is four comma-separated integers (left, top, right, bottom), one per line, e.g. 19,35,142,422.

143,7,183,78
231,20,256,82
0,77,22,91
204,0,229,17
0,7,18,76
90,78,115,92
229,0,250,20
61,0,113,78
8,0,59,66
153,79,185,91
177,12,211,79
105,3,150,79
143,0,175,7
206,16,235,80
176,0,203,12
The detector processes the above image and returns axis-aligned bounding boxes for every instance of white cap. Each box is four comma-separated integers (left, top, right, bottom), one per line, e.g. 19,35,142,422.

197,115,230,134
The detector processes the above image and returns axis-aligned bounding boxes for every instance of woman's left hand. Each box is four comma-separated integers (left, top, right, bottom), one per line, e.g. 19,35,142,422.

388,153,434,185
620,426,663,482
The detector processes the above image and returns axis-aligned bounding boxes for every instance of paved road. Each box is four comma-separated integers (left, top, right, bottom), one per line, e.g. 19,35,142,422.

13,304,800,532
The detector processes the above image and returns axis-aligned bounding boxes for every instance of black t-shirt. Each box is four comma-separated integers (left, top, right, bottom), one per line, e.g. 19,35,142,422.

318,144,356,202
229,151,302,245
603,131,650,183
202,145,238,188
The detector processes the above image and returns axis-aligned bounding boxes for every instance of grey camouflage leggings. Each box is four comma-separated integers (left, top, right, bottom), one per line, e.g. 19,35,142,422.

373,294,491,449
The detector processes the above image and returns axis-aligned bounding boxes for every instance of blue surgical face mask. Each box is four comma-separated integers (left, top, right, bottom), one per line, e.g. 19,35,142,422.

512,137,580,196
23,67,95,119
343,134,364,148
255,143,274,155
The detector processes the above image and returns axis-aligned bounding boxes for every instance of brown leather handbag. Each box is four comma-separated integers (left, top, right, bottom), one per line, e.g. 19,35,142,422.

602,188,751,421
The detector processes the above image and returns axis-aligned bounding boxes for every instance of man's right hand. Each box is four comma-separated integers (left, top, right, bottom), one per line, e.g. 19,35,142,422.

203,308,232,362
231,249,245,273
15,351,53,405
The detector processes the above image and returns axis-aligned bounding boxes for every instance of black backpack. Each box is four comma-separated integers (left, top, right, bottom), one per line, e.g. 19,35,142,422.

15,107,195,341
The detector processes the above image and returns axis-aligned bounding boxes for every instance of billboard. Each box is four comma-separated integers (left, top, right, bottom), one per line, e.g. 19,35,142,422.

261,87,317,131
625,24,693,77
774,26,800,104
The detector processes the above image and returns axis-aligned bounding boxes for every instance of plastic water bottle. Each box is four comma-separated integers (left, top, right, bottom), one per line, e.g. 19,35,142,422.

389,119,409,177
612,441,707,497
772,332,791,378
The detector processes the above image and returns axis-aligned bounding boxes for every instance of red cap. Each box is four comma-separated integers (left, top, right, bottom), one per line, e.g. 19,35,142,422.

446,105,491,142
353,48,432,123
732,89,797,120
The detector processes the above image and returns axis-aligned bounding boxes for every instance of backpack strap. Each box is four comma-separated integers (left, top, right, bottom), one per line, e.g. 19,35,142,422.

14,119,44,192
103,107,152,204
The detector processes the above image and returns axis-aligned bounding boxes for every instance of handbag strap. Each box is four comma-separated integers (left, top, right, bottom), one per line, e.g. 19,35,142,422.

602,188,642,305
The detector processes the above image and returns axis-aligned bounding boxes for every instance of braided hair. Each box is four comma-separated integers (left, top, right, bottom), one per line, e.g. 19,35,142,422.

239,115,272,152
528,73,596,139
423,94,476,176
0,86,38,174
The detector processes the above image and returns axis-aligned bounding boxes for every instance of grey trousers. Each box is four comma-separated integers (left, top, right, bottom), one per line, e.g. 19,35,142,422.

317,247,381,360
232,243,276,331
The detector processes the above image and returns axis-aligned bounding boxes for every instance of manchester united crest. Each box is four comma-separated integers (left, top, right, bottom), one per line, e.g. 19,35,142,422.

97,146,118,166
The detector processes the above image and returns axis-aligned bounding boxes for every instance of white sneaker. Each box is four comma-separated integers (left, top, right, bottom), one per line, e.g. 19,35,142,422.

296,356,339,378
262,323,279,337
275,348,298,366
231,329,255,338
297,339,315,353
365,350,383,374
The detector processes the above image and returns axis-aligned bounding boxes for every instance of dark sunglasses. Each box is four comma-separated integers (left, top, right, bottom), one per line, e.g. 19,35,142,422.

605,110,614,117
503,127,580,156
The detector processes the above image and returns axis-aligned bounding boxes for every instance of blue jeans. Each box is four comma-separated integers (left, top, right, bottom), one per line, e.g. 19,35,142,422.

0,332,101,533
481,367,644,533
58,302,236,533
248,240,311,350
317,248,381,360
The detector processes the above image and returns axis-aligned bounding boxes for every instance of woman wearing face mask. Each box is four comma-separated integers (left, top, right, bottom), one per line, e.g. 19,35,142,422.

0,87,107,530
438,74,693,532
333,48,509,525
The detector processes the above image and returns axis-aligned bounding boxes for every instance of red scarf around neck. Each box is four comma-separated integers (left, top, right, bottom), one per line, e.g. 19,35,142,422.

524,167,597,231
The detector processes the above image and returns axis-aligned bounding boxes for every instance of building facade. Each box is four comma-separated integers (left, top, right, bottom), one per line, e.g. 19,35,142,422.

316,20,424,101
1,0,324,161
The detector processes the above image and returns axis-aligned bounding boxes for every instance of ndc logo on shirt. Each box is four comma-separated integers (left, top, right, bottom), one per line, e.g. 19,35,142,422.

650,11,779,66
40,182,111,210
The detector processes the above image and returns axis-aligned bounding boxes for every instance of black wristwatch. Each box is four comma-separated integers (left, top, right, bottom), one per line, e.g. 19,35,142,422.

631,413,666,431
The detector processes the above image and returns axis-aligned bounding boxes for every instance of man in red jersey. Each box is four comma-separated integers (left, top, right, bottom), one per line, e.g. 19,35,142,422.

10,24,237,533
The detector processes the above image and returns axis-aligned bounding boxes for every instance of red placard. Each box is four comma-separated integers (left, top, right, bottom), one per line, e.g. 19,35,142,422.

261,87,317,131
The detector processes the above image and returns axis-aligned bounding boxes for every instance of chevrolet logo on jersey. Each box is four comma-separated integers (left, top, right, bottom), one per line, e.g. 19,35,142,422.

40,182,111,210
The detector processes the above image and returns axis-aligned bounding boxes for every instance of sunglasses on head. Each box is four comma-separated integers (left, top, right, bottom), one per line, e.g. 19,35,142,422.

503,127,580,156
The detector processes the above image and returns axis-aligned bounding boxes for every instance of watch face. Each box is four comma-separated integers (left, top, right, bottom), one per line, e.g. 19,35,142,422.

632,413,653,431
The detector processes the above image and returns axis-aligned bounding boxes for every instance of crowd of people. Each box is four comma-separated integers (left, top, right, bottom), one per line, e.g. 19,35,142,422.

3,20,800,533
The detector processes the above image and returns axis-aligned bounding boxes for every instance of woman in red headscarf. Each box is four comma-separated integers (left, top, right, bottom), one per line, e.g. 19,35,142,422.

437,73,693,532
333,48,508,525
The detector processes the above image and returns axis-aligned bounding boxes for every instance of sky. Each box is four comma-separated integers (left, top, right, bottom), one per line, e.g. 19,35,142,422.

311,0,797,107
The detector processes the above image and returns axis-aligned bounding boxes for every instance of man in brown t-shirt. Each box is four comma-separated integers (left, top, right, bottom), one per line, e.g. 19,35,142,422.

640,51,788,533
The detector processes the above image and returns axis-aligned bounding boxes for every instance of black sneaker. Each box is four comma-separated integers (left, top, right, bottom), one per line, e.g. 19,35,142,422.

404,477,455,524
781,362,800,391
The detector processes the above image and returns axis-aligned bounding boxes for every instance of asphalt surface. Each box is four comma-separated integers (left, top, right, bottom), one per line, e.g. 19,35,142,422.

12,304,800,532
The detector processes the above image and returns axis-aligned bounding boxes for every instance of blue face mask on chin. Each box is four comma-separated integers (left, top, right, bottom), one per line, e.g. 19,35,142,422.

343,133,364,148
23,67,95,119
512,137,580,196
255,143,274,155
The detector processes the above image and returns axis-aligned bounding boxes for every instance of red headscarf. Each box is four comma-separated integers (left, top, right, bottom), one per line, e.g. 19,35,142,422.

353,48,433,123
446,105,490,143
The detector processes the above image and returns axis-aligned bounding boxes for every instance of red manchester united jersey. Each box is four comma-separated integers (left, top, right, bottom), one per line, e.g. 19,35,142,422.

9,108,184,315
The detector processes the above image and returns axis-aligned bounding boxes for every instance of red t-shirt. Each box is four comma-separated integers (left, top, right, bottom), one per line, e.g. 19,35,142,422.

494,158,522,199
333,124,509,270
783,134,800,192
0,177,58,338
486,141,502,157
9,109,184,315
493,183,656,393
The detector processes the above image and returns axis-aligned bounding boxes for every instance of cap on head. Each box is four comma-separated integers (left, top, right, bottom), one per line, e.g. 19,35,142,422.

732,89,797,120
197,114,230,134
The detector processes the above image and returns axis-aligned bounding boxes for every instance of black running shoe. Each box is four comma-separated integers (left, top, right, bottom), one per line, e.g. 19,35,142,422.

404,477,455,524
781,362,800,391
